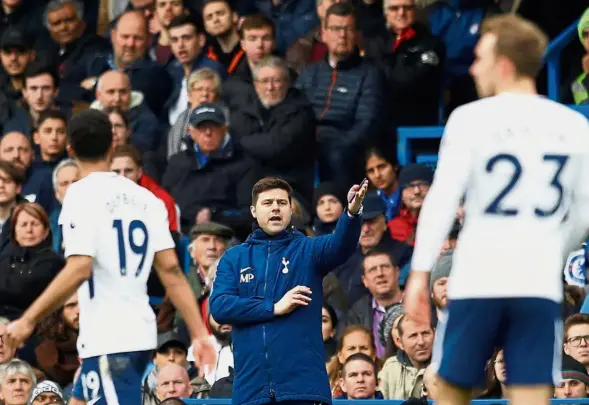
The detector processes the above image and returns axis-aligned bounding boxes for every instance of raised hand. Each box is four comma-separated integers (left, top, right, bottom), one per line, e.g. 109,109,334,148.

347,180,369,215
274,285,312,316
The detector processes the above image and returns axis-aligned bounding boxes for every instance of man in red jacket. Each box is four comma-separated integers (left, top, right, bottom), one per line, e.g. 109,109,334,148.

110,144,180,234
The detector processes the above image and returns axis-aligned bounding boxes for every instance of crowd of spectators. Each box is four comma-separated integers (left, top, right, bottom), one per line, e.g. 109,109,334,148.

0,0,587,403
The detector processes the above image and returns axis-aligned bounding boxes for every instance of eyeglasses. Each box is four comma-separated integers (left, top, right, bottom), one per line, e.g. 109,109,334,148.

191,86,216,94
567,335,589,347
387,4,416,12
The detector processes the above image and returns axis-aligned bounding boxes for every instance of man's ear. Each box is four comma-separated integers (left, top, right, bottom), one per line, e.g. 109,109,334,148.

250,205,256,218
33,130,40,146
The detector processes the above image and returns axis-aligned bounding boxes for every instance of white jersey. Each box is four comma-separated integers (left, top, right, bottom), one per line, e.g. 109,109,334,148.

59,172,175,358
412,93,589,302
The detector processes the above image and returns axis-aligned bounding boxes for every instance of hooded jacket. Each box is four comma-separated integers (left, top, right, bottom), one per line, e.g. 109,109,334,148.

209,212,361,405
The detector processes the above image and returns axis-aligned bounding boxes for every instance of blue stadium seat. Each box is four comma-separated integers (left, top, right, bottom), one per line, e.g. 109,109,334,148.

397,126,444,166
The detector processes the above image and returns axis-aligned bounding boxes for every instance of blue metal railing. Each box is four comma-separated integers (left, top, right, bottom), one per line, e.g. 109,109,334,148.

545,18,580,103
183,399,589,405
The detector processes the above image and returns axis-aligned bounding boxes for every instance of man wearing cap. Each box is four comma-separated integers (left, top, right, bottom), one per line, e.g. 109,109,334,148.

555,354,589,399
388,163,434,246
29,380,64,405
430,250,452,328
333,192,413,306
0,27,35,102
163,102,259,237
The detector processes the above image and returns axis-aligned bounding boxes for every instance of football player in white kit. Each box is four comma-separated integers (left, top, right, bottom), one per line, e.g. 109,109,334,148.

3,110,216,404
404,14,589,405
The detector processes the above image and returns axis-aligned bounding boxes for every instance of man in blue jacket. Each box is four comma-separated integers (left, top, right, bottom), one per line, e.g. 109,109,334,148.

210,176,367,405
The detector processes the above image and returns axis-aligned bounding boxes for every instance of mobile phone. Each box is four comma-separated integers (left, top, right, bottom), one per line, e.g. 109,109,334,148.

348,178,368,204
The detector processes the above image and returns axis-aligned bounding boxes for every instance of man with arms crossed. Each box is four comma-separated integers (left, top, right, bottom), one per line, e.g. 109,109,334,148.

3,110,216,404
404,14,589,405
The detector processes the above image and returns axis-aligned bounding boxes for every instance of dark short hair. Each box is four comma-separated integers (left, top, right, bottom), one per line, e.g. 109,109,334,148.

251,177,292,205
362,248,397,272
37,109,67,130
341,352,377,377
168,14,202,34
112,145,142,168
0,161,25,185
202,0,233,13
24,62,59,88
324,2,357,29
68,110,113,162
239,14,275,39
565,313,589,341
160,398,186,405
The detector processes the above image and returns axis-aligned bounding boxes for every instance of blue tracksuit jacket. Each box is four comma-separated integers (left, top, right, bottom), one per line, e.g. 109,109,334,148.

210,212,361,405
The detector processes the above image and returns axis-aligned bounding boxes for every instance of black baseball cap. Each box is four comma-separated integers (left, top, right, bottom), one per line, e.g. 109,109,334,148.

156,331,188,353
361,192,385,221
189,103,226,127
0,27,31,50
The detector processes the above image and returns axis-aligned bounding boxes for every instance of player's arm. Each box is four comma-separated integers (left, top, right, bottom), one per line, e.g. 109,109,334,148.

153,248,209,340
209,254,275,326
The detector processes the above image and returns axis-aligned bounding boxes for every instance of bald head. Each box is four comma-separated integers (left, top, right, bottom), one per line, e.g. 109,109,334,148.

112,11,148,68
96,71,132,111
0,132,33,170
156,364,193,401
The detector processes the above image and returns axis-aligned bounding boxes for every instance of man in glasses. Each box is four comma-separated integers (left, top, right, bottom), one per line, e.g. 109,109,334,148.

364,0,444,126
564,313,589,372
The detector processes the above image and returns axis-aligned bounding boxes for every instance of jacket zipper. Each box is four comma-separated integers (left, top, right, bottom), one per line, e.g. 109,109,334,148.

262,242,275,400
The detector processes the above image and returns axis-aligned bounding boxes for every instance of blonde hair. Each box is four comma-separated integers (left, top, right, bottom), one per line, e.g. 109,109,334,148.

187,68,222,99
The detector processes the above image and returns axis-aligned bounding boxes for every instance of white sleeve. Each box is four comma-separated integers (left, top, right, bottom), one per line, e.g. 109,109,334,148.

411,108,472,272
59,187,98,258
151,198,176,253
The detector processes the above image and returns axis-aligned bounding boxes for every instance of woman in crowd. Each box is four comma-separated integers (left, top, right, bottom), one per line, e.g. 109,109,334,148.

0,203,64,321
106,107,132,147
322,303,338,361
365,146,401,221
326,325,380,397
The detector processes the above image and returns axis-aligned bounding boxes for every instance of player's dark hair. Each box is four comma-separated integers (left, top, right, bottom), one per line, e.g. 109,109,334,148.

112,145,143,168
67,110,113,162
0,161,25,185
24,62,59,88
481,14,548,78
324,2,357,29
341,352,377,377
564,313,589,340
37,109,67,130
251,177,292,205
362,248,397,272
10,202,50,244
168,14,202,34
239,14,275,39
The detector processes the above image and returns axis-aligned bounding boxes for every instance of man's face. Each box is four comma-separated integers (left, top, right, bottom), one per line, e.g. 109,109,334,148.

341,360,376,399
111,156,142,183
316,194,343,223
0,373,33,405
0,324,16,364
188,79,218,107
565,324,589,366
385,0,416,33
34,118,66,161
399,319,434,366
555,379,589,399
169,24,202,65
96,74,132,110
0,47,32,76
203,1,236,37
359,215,386,251
155,0,184,28
156,365,193,401
366,155,395,193
241,27,274,65
47,3,84,46
31,392,62,405
0,132,33,170
254,65,288,108
401,180,430,212
361,253,399,299
0,169,20,206
55,165,79,203
154,344,187,368
323,14,356,60
112,14,147,66
23,74,57,113
470,33,500,98
251,188,292,236
192,233,225,270
189,122,226,154
431,276,448,310
62,293,79,330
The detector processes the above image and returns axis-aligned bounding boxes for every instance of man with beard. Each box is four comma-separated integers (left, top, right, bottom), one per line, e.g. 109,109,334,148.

202,0,243,75
0,27,35,103
150,0,187,66
430,250,451,328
